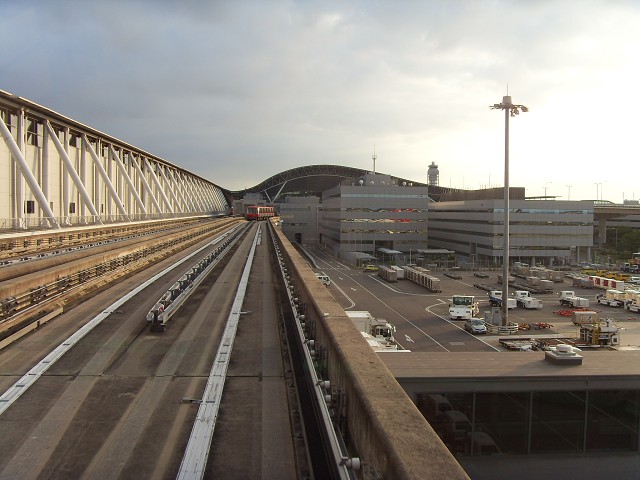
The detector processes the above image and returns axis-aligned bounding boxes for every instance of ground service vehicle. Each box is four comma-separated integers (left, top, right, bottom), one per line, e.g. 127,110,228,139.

345,311,400,349
622,253,640,272
245,205,276,220
469,432,500,456
558,290,589,308
449,295,479,320
514,290,543,309
572,310,600,325
402,265,441,292
314,273,331,286
625,290,640,313
443,410,472,445
596,289,625,308
418,394,452,424
488,290,516,309
377,265,398,282
627,301,640,313
464,318,487,334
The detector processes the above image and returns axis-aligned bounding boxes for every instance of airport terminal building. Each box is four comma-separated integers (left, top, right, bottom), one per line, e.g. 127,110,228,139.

428,199,594,267
319,173,430,260
277,171,594,267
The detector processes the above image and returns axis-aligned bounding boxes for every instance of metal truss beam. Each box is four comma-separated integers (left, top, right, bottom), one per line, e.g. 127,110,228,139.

144,158,174,213
45,121,102,223
109,146,147,214
130,154,163,214
82,135,128,219
0,114,59,228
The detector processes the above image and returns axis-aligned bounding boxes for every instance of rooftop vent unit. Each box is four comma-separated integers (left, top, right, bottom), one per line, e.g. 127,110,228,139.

544,344,583,365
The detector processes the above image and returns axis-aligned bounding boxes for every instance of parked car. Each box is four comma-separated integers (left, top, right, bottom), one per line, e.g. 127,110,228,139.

464,318,487,334
363,264,378,271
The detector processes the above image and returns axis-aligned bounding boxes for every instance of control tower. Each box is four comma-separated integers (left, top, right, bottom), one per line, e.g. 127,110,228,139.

427,161,439,186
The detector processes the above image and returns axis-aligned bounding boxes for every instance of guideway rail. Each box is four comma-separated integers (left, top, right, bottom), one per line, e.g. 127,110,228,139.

146,223,250,331
177,223,261,480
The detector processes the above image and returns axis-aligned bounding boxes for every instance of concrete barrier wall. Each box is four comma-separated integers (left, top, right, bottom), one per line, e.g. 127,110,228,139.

271,223,468,480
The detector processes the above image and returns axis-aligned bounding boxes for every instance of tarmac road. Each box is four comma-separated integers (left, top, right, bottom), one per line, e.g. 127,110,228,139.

301,248,640,352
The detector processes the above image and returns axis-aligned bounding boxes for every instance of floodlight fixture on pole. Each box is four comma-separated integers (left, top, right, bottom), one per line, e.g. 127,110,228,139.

490,95,528,326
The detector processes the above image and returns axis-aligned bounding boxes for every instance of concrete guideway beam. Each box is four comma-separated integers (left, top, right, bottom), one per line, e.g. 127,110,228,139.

0,115,59,228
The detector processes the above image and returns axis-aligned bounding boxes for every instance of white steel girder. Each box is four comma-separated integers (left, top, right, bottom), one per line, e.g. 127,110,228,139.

129,154,163,214
184,175,203,212
1,93,230,229
143,158,174,213
82,135,128,219
109,146,147,214
158,166,183,213
169,169,195,212
190,177,207,212
45,121,102,223
0,114,59,228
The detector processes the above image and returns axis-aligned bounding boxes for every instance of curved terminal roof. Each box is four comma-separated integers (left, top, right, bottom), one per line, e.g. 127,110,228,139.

225,164,457,202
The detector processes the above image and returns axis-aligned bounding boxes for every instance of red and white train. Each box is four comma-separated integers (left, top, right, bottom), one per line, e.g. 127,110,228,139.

245,205,276,221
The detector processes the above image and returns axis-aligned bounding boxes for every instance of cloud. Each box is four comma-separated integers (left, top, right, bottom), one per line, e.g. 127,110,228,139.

1,0,639,200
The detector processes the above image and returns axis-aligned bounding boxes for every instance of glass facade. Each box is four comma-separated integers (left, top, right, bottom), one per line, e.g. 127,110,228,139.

417,390,640,457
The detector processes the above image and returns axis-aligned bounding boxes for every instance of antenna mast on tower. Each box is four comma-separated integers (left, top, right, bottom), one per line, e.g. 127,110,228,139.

372,145,377,174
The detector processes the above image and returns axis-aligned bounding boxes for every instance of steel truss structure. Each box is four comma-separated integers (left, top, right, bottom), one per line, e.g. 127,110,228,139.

231,164,449,203
0,90,229,231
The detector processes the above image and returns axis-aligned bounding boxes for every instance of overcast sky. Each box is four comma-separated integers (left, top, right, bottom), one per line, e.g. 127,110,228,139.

2,0,639,202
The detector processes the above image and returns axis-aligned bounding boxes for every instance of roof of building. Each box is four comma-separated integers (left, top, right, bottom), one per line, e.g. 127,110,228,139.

380,351,640,391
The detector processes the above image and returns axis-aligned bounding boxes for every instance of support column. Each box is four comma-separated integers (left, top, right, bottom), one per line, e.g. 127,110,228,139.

16,109,24,228
598,219,607,246
0,112,58,228
63,127,70,225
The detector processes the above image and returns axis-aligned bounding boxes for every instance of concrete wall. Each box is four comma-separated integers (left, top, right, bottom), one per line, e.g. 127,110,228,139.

271,221,468,479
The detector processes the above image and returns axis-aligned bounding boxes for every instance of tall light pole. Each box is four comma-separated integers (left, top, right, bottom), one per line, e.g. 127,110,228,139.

566,185,572,201
491,95,528,326
594,182,602,202
544,182,553,198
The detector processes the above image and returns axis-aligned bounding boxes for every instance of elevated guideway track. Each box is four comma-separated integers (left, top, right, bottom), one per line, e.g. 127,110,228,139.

0,221,302,478
0,217,243,344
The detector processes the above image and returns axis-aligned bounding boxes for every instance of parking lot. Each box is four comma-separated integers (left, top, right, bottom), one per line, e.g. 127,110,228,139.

436,269,640,350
